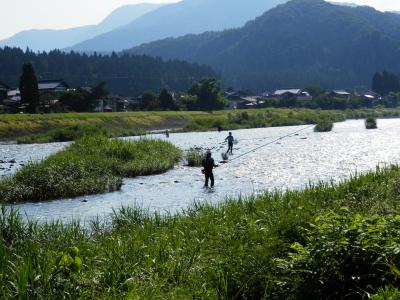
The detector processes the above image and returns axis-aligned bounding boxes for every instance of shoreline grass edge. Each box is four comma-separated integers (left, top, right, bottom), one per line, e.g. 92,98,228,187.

1,165,400,298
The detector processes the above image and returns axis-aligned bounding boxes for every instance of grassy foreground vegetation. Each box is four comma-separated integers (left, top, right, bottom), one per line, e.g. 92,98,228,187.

2,108,400,143
2,166,400,298
0,136,181,203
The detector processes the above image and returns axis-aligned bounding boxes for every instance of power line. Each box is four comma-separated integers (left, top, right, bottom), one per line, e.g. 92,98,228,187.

224,125,315,163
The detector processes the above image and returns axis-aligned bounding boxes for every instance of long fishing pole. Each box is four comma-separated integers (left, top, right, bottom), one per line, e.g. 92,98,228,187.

222,124,315,163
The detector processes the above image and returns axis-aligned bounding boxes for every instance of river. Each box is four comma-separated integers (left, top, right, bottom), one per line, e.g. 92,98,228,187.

1,119,399,223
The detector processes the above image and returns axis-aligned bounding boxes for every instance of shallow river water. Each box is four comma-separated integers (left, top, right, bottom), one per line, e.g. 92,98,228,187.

1,119,400,223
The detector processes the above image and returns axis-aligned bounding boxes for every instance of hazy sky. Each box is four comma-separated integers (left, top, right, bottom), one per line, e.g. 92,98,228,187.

0,0,399,40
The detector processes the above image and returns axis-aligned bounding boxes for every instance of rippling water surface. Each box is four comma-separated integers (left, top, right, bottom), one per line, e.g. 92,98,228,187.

2,119,400,223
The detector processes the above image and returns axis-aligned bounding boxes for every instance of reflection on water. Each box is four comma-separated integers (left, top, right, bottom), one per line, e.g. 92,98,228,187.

2,119,400,223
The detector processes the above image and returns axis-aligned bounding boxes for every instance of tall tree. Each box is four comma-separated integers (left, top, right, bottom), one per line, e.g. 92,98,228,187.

188,78,226,111
140,91,159,110
304,83,325,97
158,88,176,110
19,63,39,113
372,72,383,95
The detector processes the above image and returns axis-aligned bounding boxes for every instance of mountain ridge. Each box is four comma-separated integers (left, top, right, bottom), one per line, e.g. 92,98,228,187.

69,0,288,52
129,0,400,91
0,3,163,52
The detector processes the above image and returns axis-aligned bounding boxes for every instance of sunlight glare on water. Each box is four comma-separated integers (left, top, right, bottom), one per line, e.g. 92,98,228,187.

2,119,400,223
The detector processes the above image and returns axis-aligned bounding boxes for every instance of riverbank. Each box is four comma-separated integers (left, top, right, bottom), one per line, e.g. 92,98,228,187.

2,108,400,143
1,165,400,298
0,136,182,203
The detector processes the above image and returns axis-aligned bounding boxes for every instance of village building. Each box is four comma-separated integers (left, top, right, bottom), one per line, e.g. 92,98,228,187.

273,88,313,102
328,90,352,100
225,90,247,109
94,94,128,112
236,96,260,109
38,80,69,95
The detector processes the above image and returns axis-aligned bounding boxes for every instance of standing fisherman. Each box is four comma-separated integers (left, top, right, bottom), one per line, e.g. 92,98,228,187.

202,151,218,188
225,132,234,154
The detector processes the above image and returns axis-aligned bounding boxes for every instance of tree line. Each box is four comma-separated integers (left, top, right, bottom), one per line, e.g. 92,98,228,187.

0,47,216,96
372,71,400,97
15,62,226,113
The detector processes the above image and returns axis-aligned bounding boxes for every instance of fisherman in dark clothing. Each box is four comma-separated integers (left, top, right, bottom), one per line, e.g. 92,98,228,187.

225,132,234,154
202,151,218,188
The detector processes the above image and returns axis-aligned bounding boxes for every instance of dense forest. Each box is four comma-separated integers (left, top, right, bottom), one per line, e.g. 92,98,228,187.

0,47,216,96
130,0,400,91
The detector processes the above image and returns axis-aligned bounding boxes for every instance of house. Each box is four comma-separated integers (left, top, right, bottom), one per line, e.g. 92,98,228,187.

225,91,249,109
328,90,351,100
361,90,381,106
2,89,22,111
3,80,69,102
95,95,128,112
38,80,69,95
273,88,313,102
235,97,259,109
5,89,21,103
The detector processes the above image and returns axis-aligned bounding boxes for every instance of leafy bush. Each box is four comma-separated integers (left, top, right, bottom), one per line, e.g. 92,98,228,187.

185,148,204,167
314,119,333,132
275,212,400,299
372,286,400,300
366,117,378,129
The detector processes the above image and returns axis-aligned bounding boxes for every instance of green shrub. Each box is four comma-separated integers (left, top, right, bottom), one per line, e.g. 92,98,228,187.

366,117,378,129
314,119,334,132
275,212,400,299
185,148,204,167
372,286,400,300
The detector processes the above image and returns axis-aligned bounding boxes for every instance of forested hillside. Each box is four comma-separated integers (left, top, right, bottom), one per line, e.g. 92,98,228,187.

0,47,216,96
130,0,400,91
70,0,287,52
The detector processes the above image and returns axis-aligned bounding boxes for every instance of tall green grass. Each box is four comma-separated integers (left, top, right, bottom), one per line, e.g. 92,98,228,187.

16,125,145,144
1,166,400,298
314,118,334,132
185,148,204,167
0,136,182,203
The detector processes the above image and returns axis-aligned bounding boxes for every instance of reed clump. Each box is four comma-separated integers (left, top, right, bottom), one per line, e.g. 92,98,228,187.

185,148,204,166
0,136,181,203
366,116,378,129
314,119,334,132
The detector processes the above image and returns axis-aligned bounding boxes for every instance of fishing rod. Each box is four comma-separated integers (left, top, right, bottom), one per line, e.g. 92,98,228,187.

221,124,315,164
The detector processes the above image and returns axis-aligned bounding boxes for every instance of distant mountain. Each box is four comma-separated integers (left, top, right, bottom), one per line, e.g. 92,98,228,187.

0,47,216,96
0,4,163,52
69,0,288,52
129,0,400,91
